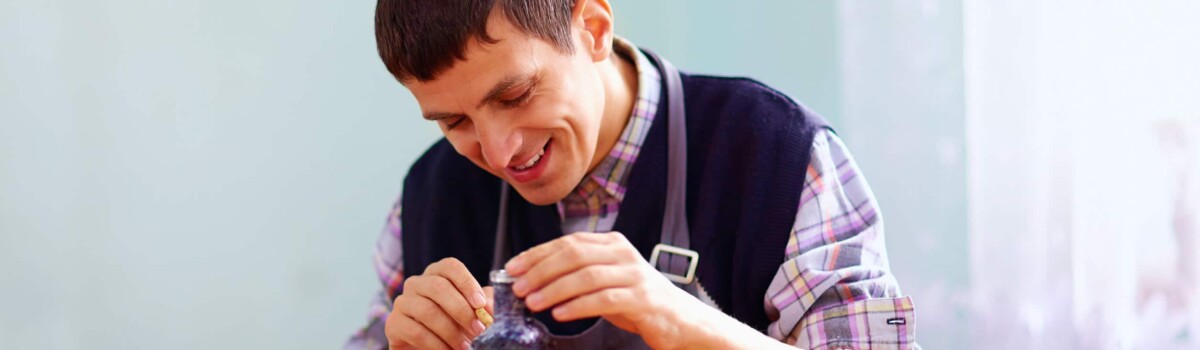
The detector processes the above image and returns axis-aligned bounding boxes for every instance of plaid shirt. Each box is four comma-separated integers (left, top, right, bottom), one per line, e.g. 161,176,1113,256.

346,39,916,349
767,131,917,349
556,40,660,234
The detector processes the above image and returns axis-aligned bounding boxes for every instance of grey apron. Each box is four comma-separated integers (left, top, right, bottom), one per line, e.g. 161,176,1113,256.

491,49,702,350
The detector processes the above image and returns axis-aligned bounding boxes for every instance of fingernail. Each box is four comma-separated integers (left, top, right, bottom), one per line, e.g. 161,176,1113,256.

471,292,487,308
512,280,527,295
505,257,524,272
526,292,542,309
460,340,472,350
471,320,486,335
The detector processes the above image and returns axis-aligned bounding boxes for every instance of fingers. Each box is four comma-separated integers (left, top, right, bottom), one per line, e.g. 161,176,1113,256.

421,258,487,336
417,275,487,337
505,232,615,275
386,258,485,350
482,286,495,315
549,287,639,322
525,264,636,312
399,296,473,349
425,258,488,309
508,233,628,298
386,312,453,350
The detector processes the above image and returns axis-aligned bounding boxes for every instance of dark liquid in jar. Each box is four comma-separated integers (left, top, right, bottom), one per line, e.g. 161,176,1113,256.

470,270,551,350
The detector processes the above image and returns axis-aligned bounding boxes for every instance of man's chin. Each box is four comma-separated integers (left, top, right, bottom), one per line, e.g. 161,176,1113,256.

511,181,572,206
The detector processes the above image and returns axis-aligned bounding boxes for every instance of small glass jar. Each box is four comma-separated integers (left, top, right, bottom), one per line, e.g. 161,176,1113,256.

470,270,552,350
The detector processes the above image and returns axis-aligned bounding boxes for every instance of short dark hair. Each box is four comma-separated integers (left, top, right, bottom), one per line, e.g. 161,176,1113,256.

375,0,576,83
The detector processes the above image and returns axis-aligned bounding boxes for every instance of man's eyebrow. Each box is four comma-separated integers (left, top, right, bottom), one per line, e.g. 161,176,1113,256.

421,71,536,121
476,71,535,109
422,111,464,121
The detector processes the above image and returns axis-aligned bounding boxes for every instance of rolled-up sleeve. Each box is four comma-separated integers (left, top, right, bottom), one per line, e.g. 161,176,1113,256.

764,130,918,349
345,199,407,350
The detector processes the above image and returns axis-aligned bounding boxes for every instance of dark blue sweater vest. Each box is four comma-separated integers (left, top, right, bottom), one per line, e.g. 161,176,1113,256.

399,64,831,335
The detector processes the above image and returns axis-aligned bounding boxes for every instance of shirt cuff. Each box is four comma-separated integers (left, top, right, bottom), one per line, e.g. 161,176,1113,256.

787,296,918,350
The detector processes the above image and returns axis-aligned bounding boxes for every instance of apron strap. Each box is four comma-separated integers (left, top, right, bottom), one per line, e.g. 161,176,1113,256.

492,183,511,270
642,49,699,286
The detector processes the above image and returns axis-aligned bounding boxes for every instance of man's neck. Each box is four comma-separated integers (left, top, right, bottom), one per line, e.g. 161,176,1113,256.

589,49,640,173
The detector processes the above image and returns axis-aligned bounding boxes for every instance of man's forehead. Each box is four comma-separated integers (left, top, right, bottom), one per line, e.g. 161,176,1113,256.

415,7,552,84
408,38,550,108
409,53,535,97
409,57,540,120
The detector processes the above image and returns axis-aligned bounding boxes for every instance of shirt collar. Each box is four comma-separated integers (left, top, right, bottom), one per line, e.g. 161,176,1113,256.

558,37,662,219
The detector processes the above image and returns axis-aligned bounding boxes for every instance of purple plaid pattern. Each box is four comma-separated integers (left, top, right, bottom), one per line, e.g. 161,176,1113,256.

765,131,917,349
557,39,660,233
787,297,916,349
346,39,915,349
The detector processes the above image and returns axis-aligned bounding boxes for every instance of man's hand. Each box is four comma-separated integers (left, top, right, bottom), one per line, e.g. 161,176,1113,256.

385,258,494,350
504,232,793,350
503,232,702,349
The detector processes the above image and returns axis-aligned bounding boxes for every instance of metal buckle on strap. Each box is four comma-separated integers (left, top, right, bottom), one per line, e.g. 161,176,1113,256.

649,243,699,284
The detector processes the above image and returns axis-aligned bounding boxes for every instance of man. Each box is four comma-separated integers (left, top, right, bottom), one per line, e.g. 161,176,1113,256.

347,0,917,349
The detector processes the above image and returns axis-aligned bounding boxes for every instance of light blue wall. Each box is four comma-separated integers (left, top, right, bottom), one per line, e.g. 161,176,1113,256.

615,1,842,125
1,1,966,348
2,1,438,348
837,2,967,349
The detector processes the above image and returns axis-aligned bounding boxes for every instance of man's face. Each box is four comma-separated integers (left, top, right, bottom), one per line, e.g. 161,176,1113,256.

406,13,608,205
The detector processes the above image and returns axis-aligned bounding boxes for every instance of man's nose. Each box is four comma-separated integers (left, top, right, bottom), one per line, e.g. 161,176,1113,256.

476,121,522,171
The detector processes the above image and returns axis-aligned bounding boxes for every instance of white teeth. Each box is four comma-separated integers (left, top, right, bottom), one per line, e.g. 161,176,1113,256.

514,147,545,171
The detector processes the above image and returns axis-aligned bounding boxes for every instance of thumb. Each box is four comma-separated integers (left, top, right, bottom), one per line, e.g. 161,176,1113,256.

482,286,495,314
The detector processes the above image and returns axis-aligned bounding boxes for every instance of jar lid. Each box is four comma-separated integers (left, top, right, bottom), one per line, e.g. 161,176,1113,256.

490,269,515,283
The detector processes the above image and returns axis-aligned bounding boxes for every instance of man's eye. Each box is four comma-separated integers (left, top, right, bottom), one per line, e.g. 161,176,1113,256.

445,117,466,130
500,89,533,108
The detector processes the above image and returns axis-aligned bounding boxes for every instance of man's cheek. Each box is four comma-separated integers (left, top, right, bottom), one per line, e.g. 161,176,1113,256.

446,136,483,162
525,102,574,129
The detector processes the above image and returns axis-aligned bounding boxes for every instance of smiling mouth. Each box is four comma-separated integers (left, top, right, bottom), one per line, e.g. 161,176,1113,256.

512,144,546,171
505,140,551,183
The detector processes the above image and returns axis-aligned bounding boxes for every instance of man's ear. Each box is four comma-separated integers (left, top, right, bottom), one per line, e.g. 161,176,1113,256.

573,0,615,63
